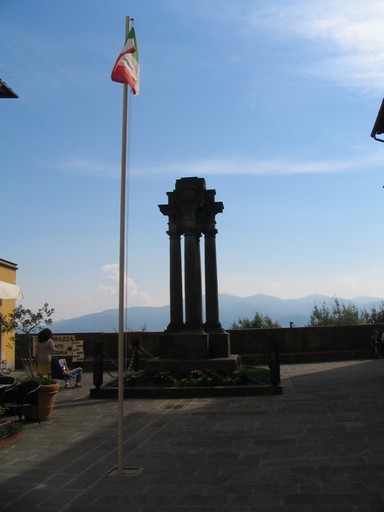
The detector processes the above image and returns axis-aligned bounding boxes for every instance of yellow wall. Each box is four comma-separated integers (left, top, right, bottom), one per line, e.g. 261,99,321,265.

0,259,18,370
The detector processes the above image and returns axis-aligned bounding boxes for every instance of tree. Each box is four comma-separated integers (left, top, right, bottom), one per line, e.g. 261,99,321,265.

306,298,371,327
360,302,384,324
1,303,55,358
230,312,281,329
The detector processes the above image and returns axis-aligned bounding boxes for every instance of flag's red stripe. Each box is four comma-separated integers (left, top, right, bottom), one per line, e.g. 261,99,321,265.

111,65,137,94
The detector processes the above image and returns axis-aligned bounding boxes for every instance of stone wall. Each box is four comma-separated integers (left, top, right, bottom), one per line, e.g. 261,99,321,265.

15,324,382,370
15,332,159,371
229,324,381,364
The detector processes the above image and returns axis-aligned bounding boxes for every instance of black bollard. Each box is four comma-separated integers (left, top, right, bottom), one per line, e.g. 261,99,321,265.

132,338,140,371
93,341,104,388
267,335,280,386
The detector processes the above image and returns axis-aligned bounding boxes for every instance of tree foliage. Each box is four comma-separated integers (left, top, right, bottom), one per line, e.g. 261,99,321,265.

230,312,281,329
306,298,384,327
0,303,55,358
229,299,384,329
1,303,55,335
360,303,384,324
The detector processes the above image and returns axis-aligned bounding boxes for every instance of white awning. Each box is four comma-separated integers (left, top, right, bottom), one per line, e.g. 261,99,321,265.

0,281,23,300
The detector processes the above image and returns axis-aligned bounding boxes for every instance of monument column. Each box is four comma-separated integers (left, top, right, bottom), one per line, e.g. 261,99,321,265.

204,228,221,330
202,196,223,331
159,205,183,331
184,229,203,331
169,231,183,330
202,198,229,357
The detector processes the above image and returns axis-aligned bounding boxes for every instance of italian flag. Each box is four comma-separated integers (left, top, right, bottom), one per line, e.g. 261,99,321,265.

111,27,140,95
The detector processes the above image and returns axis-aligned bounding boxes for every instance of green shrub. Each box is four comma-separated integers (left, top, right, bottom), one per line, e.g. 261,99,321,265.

118,365,270,388
0,420,22,440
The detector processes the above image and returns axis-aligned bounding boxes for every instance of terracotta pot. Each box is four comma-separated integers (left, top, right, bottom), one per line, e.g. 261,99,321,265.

0,431,21,448
0,419,12,432
0,419,22,448
24,383,59,422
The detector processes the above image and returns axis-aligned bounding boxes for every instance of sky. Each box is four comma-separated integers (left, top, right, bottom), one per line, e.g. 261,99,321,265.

2,0,384,323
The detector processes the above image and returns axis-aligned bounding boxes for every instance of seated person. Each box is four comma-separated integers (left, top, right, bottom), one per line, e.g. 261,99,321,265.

59,359,83,388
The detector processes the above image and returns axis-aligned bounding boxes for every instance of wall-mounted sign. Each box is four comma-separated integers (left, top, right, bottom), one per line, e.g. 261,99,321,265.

33,335,84,362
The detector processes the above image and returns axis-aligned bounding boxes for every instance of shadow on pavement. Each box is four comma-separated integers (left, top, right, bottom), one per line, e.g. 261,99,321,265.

1,360,384,511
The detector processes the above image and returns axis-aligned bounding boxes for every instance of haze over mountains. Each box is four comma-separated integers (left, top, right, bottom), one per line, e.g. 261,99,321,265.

52,294,384,333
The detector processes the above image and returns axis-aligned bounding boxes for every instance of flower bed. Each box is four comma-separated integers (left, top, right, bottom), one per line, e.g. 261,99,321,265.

90,365,282,399
118,365,270,388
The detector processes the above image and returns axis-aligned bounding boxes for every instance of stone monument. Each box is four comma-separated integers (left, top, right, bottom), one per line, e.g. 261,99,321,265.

145,177,239,373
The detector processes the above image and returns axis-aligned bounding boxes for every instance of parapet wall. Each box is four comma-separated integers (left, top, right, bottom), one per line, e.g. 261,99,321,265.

229,324,381,364
15,324,382,369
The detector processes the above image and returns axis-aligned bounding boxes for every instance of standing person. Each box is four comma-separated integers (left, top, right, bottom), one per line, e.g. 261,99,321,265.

371,329,380,359
36,328,55,376
378,331,384,359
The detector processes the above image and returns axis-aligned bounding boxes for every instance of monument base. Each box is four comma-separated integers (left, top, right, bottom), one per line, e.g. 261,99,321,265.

159,331,231,360
208,331,230,358
144,354,240,375
159,332,209,359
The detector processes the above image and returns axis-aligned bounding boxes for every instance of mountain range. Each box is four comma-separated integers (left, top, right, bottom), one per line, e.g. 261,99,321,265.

51,294,384,333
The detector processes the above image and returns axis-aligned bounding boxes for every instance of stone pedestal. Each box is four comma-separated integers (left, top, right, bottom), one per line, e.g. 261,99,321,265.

145,354,240,375
159,330,231,360
208,332,231,358
159,332,209,360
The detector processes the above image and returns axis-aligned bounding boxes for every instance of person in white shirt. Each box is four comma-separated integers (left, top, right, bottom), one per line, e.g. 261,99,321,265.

59,359,83,388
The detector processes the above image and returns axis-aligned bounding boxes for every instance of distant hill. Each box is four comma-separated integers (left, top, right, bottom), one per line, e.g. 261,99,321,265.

51,294,384,333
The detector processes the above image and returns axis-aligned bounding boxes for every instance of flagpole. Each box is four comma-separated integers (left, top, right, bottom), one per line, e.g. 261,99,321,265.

117,15,131,475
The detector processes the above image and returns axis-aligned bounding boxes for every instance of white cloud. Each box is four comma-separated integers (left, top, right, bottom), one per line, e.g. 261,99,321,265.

48,158,119,179
97,284,115,296
100,263,156,307
101,263,119,283
249,0,384,93
141,151,384,177
188,0,384,93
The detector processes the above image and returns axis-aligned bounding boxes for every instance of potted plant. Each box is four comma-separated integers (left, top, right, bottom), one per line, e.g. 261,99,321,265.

23,375,59,422
0,406,22,448
0,404,8,421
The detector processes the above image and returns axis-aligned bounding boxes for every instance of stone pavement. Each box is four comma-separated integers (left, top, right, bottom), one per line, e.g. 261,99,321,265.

1,359,384,512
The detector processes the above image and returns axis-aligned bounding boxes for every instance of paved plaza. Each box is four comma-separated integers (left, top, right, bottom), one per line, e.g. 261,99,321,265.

1,359,384,511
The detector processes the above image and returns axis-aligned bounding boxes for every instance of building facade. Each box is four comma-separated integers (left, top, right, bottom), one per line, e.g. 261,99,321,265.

0,258,19,369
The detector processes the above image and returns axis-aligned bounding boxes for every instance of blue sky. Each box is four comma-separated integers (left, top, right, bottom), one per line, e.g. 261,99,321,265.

2,0,384,322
